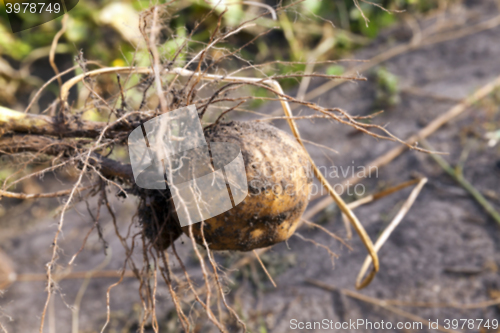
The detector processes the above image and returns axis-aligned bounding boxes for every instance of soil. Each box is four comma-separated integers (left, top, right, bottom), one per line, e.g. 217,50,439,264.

1,0,500,332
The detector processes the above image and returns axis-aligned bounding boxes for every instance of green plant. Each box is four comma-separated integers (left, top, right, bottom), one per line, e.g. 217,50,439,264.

374,66,400,107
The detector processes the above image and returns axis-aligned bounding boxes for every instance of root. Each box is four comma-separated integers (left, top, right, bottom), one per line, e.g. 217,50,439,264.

186,224,227,332
302,219,352,251
252,250,277,288
200,221,247,332
294,233,338,267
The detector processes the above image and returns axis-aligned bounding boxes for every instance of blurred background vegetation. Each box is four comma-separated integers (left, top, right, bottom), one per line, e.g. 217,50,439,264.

0,0,443,112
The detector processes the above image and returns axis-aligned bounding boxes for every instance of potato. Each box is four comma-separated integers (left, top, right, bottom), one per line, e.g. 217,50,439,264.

181,121,312,251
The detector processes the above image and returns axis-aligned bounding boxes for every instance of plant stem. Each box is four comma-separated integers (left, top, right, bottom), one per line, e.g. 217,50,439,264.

421,139,500,226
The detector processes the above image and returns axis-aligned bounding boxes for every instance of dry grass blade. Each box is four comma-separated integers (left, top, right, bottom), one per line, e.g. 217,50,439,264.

333,178,423,238
71,252,112,333
13,270,136,282
253,250,277,288
266,80,379,290
0,186,94,200
295,233,338,266
302,219,352,250
241,1,277,20
24,64,81,114
306,279,462,333
376,297,500,310
356,178,427,286
347,178,422,210
421,140,500,225
0,321,7,333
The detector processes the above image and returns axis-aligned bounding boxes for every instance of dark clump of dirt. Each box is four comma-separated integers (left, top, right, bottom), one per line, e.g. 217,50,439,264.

135,186,182,251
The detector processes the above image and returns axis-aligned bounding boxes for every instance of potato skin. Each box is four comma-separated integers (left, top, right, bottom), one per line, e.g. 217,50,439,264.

182,121,312,251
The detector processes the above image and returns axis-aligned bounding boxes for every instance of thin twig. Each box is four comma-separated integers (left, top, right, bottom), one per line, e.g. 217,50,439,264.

49,15,69,90
302,219,352,250
356,178,427,285
295,233,338,266
374,297,500,310
0,186,93,200
253,250,276,288
71,251,112,333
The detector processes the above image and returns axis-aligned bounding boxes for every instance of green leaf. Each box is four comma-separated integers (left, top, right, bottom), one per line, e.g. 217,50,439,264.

65,17,88,43
0,25,32,59
302,0,322,15
326,65,345,76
